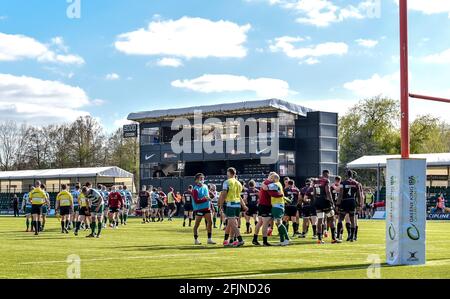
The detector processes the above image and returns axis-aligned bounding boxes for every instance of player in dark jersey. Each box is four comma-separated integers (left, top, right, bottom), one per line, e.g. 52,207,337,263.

299,179,317,239
243,180,259,234
312,170,337,244
238,179,247,230
337,170,363,242
284,180,301,237
139,185,151,223
329,176,341,240
183,186,194,227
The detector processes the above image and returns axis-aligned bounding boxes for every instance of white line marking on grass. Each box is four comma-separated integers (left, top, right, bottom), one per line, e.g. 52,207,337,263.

19,252,217,265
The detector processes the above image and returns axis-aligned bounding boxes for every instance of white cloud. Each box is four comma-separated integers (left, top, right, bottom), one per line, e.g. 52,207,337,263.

423,48,450,64
0,73,93,124
171,74,294,98
115,17,251,59
343,72,400,99
0,16,7,21
355,38,379,48
156,57,183,68
269,36,348,64
258,0,375,27
105,73,120,80
0,33,84,65
394,0,450,17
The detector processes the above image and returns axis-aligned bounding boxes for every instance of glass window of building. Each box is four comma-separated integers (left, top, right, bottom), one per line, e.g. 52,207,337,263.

279,112,296,138
279,151,296,176
141,127,160,145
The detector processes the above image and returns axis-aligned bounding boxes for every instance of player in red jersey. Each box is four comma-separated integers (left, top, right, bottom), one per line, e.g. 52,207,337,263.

252,172,275,246
337,170,363,242
329,176,341,240
108,186,124,229
312,170,337,244
283,180,301,237
299,179,317,239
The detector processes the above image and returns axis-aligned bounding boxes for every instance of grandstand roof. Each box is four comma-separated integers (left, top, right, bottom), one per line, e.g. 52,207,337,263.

128,99,314,122
0,167,133,180
347,153,450,169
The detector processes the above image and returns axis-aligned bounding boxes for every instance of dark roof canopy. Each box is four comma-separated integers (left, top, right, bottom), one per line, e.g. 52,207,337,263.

128,99,314,123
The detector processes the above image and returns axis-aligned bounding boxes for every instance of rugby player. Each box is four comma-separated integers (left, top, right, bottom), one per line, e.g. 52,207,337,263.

299,179,317,239
40,184,50,232
150,188,160,222
312,170,337,244
108,186,124,229
284,180,301,237
265,173,290,246
253,172,275,246
209,184,220,229
55,184,74,234
117,185,126,225
167,187,177,221
74,188,90,236
29,181,50,236
330,176,341,239
83,183,105,238
337,170,363,242
243,180,259,234
219,167,247,247
238,179,247,230
157,187,167,222
138,185,151,223
191,173,216,245
123,185,133,225
182,186,194,227
99,185,110,228
70,183,81,232
22,187,33,232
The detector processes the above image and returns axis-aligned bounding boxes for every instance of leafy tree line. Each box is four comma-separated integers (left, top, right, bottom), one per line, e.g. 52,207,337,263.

339,96,450,186
0,116,139,185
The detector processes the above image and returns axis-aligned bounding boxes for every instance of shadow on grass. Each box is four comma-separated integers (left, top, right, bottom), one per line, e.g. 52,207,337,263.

135,263,394,279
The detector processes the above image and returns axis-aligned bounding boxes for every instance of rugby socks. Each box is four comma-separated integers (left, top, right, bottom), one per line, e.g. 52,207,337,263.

293,223,299,234
194,235,198,240
207,233,212,239
263,237,271,246
61,221,65,232
337,222,343,239
246,222,250,233
91,222,96,235
277,224,288,242
97,221,102,235
253,234,258,242
26,219,30,230
312,225,317,236
124,213,128,223
224,234,229,241
331,227,336,241
36,221,41,233
65,220,69,230
354,226,359,239
345,223,351,236
189,218,192,226
75,221,81,232
119,214,123,225
213,216,217,227
237,236,243,243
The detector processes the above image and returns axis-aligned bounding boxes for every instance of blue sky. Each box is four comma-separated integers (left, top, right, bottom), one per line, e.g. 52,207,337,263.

1,0,450,130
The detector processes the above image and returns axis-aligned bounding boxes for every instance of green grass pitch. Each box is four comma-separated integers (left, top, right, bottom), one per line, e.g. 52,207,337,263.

1,217,450,279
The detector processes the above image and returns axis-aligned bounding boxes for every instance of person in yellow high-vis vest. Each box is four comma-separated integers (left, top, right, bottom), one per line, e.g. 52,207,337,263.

29,181,50,236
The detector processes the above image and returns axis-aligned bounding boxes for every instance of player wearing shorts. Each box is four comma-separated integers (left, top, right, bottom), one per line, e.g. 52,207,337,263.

191,173,216,245
70,183,81,231
83,183,105,238
122,185,133,225
74,190,89,236
330,176,341,239
29,181,50,236
40,184,50,232
284,180,301,237
312,170,337,244
209,184,220,228
243,180,259,234
156,187,166,222
253,173,275,246
299,179,317,239
182,186,194,227
219,168,247,247
150,188,160,222
167,187,177,221
265,173,290,246
337,170,363,242
238,180,247,230
22,188,33,232
139,185,151,223
55,184,74,234
108,186,124,229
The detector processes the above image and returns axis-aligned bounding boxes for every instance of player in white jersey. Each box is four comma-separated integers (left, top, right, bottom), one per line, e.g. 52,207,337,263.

22,188,33,232
122,185,133,225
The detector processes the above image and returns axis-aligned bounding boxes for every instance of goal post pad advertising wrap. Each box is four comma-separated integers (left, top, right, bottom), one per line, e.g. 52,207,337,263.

386,158,427,265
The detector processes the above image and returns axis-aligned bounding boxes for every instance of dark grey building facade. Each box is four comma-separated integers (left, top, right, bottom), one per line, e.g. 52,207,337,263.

127,99,338,191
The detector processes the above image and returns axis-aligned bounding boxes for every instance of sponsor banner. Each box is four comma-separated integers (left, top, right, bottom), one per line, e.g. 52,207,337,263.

372,211,386,219
428,213,450,220
386,158,426,266
123,124,138,138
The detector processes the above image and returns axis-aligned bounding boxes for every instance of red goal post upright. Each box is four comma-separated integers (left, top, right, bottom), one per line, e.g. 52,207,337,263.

386,0,450,266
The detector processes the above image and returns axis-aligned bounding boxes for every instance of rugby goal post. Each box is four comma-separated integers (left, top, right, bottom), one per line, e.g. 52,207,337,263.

386,0,450,266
